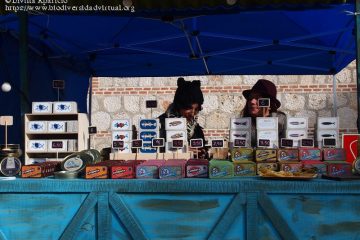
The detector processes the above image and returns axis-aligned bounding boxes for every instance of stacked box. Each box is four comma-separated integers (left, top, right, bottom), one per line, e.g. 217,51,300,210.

111,119,132,154
85,160,125,179
209,160,234,179
286,117,309,147
32,102,53,114
66,121,78,132
53,101,78,114
110,160,145,179
136,160,165,179
139,119,159,154
231,148,253,162
159,159,187,179
302,160,327,176
317,117,339,148
28,140,47,152
299,148,322,161
186,159,209,178
256,117,278,148
229,117,251,147
255,148,278,174
21,161,61,178
325,161,352,177
27,121,47,133
277,149,301,173
323,148,346,161
233,161,256,177
165,118,187,153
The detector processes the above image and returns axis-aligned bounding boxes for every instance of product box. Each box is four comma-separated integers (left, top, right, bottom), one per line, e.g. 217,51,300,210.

165,118,187,130
256,162,278,175
317,129,338,142
112,131,132,142
53,101,78,114
299,148,322,161
136,160,165,179
139,118,159,130
229,130,251,144
233,161,256,177
85,165,109,179
32,102,53,114
323,148,346,161
209,160,234,179
256,117,278,130
317,117,339,129
230,117,251,130
139,142,157,154
186,159,209,178
277,149,299,162
48,121,66,132
110,160,145,179
302,160,327,176
325,161,352,177
139,131,159,142
286,117,308,129
111,119,132,131
257,130,278,148
28,140,47,152
27,121,47,133
279,162,302,173
48,140,68,152
21,162,61,178
255,149,277,162
159,159,187,179
166,130,187,141
286,129,308,140
231,148,254,162
66,121,78,132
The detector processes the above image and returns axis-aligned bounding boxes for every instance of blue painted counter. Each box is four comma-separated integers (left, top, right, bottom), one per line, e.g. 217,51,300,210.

0,177,359,240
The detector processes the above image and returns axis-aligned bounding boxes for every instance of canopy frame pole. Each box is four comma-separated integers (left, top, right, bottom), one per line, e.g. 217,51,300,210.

356,0,360,132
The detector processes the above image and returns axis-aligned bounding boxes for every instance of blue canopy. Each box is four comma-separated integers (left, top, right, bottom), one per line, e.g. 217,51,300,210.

0,1,356,144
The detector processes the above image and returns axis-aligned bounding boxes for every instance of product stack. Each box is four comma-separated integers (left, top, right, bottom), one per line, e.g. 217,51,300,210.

285,117,309,147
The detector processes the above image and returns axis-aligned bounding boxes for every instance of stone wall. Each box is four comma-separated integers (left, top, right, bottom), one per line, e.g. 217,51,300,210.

91,61,358,150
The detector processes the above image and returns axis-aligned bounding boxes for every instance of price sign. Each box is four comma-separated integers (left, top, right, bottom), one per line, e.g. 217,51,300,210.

190,138,203,148
211,139,224,148
112,140,124,149
53,80,65,89
131,139,143,149
88,126,97,134
323,138,336,148
300,138,314,147
146,100,157,108
152,138,165,148
258,139,270,147
172,139,184,149
234,138,247,147
281,138,294,148
258,98,270,107
51,141,63,149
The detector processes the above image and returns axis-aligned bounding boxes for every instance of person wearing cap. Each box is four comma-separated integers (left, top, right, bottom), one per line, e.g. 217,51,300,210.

158,77,207,157
241,79,286,147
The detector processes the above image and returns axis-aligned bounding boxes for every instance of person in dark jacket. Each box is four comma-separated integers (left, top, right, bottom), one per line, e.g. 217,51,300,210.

240,79,286,147
158,77,207,157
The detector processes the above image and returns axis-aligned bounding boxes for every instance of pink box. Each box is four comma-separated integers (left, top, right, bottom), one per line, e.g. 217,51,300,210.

299,148,322,161
323,148,346,161
326,161,352,177
186,159,209,178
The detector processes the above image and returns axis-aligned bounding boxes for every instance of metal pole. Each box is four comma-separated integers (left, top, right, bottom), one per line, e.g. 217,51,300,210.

356,0,360,132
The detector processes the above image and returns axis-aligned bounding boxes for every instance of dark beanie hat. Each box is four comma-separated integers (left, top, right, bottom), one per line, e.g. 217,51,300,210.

173,78,204,110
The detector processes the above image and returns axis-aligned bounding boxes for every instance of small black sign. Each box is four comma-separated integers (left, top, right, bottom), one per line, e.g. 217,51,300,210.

258,139,270,147
300,138,314,147
172,139,184,149
152,138,165,148
281,138,294,148
51,141,63,149
323,138,336,147
211,139,224,148
190,138,203,148
258,98,270,107
146,100,157,108
112,140,124,149
53,80,65,89
234,138,247,147
88,126,97,134
132,139,143,148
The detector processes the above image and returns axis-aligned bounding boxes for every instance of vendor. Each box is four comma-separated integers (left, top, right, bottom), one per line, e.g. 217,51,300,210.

158,77,207,157
240,79,286,147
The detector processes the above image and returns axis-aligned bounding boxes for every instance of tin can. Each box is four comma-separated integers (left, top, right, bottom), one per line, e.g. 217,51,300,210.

0,156,22,176
0,144,22,158
61,152,93,172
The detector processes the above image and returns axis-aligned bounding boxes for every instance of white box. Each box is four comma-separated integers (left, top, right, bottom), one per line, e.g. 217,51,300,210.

317,117,339,129
138,118,159,130
230,117,251,130
286,129,308,140
166,130,187,141
112,131,132,142
256,117,278,130
28,140,47,152
48,140,68,152
229,130,251,143
67,139,78,152
32,102,52,114
27,121,47,133
286,117,308,129
53,101,78,114
139,130,159,142
111,119,132,131
48,121,66,132
317,129,339,141
66,121,78,133
257,130,279,148
165,118,187,130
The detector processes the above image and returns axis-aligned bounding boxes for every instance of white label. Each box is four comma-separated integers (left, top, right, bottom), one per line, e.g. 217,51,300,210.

111,119,132,130
287,117,308,129
165,118,187,130
256,117,278,130
5,157,15,169
63,157,83,171
230,117,251,130
317,117,339,129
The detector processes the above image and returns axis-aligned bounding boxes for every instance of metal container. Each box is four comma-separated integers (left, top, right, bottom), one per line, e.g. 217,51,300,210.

0,144,22,158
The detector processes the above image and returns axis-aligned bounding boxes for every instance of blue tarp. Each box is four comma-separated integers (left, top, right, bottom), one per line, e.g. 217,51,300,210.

0,1,356,144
